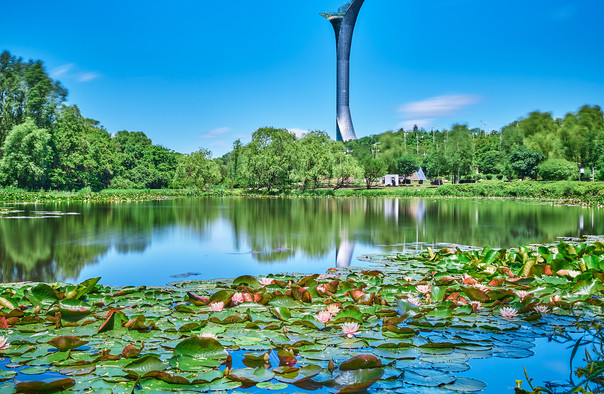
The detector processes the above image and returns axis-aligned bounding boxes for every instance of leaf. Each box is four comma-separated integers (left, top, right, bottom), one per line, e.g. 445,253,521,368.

26,283,59,308
15,378,75,392
444,377,487,392
340,354,382,371
173,336,227,360
330,368,384,393
232,275,262,290
48,336,88,352
123,355,166,378
0,296,18,310
268,295,303,308
98,309,126,333
461,287,490,302
121,343,144,358
228,367,275,384
64,277,100,300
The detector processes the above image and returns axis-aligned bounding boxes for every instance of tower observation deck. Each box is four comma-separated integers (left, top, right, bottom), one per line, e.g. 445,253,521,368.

321,0,365,142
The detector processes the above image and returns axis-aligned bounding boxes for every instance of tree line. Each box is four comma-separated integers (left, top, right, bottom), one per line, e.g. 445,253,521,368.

1,50,603,192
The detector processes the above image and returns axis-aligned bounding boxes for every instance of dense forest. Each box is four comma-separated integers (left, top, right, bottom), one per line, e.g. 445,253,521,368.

1,50,603,192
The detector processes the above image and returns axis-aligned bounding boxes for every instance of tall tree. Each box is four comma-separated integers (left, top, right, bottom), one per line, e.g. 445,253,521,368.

293,130,336,191
0,118,51,189
172,148,222,190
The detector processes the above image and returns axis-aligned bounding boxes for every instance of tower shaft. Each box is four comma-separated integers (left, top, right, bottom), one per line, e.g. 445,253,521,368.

321,0,365,142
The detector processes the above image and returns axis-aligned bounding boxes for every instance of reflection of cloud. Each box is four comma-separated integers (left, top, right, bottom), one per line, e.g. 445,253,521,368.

77,72,101,82
201,127,233,139
288,128,309,138
397,94,480,130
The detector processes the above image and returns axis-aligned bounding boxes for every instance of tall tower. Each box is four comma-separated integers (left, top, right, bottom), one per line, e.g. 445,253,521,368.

321,0,365,142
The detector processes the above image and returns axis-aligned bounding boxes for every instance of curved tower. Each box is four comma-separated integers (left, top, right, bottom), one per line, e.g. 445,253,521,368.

321,0,365,142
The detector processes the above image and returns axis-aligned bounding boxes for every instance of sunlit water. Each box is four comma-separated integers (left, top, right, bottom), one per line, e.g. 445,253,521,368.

1,196,602,392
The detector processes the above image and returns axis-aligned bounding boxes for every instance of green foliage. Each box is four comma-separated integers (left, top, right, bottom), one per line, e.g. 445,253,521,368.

477,150,503,175
0,118,51,189
239,128,297,192
396,153,418,179
510,146,544,179
292,131,337,191
538,158,578,181
172,148,222,190
361,157,387,189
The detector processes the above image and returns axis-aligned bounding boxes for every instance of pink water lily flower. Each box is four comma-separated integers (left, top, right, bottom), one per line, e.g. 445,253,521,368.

200,332,218,339
499,307,518,318
315,310,332,324
469,301,482,312
407,296,421,306
232,292,244,305
326,304,340,316
557,269,581,278
342,322,360,338
534,305,549,314
550,295,561,303
259,277,274,286
0,336,9,350
416,285,431,294
515,290,530,301
210,301,224,311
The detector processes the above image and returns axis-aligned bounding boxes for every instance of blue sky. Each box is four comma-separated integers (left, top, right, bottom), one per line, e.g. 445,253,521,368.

2,0,603,156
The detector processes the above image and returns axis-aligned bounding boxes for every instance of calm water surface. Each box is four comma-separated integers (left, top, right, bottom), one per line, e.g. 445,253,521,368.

1,196,602,286
1,196,602,392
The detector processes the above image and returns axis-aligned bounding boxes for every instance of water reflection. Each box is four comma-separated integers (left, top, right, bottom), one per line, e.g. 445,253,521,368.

0,198,602,284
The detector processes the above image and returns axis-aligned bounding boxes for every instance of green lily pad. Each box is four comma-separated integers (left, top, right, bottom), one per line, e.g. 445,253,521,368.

123,354,166,377
443,376,487,392
48,336,88,351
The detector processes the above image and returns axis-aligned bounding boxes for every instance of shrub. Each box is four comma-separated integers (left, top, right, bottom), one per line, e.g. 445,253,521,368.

539,159,578,181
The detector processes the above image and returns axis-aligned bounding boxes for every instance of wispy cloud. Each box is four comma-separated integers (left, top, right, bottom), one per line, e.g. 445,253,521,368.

49,63,101,83
77,72,101,82
50,64,74,78
200,127,233,139
397,94,481,130
288,128,309,138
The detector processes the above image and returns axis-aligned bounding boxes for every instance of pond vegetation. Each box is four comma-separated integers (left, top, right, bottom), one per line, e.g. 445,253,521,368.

1,240,603,392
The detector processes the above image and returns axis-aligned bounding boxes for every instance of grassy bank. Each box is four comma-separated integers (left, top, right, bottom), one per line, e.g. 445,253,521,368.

0,181,602,205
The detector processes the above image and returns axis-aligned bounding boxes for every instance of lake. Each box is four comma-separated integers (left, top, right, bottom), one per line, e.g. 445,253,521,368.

0,196,602,286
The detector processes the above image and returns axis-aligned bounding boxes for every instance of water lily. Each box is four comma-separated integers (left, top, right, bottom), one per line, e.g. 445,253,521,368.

515,290,530,301
483,266,497,275
470,301,482,312
499,307,518,319
317,284,328,293
472,283,490,292
315,310,332,324
534,305,549,314
557,269,581,278
403,276,412,282
259,277,274,286
550,295,561,303
416,284,431,294
232,292,244,305
0,336,8,350
326,304,340,316
200,332,218,339
407,295,421,306
210,301,224,311
342,322,360,338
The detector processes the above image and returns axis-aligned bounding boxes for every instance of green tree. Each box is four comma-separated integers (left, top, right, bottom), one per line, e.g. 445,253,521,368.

0,118,51,189
239,127,296,192
446,125,474,183
509,146,544,180
172,148,222,190
538,159,578,181
477,150,503,175
332,150,364,190
0,51,67,144
396,153,418,181
50,105,119,191
293,131,336,191
361,157,387,189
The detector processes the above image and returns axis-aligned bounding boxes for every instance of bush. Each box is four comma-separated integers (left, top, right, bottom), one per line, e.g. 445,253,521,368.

109,176,138,190
539,159,578,181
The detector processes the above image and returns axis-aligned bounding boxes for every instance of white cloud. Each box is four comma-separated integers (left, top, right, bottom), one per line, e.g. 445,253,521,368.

77,72,101,82
399,94,480,119
288,128,310,138
200,127,233,139
50,64,74,78
398,119,433,131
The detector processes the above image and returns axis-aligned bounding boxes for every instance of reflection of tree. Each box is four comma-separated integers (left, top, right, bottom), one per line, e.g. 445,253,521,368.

0,197,602,282
0,199,219,282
